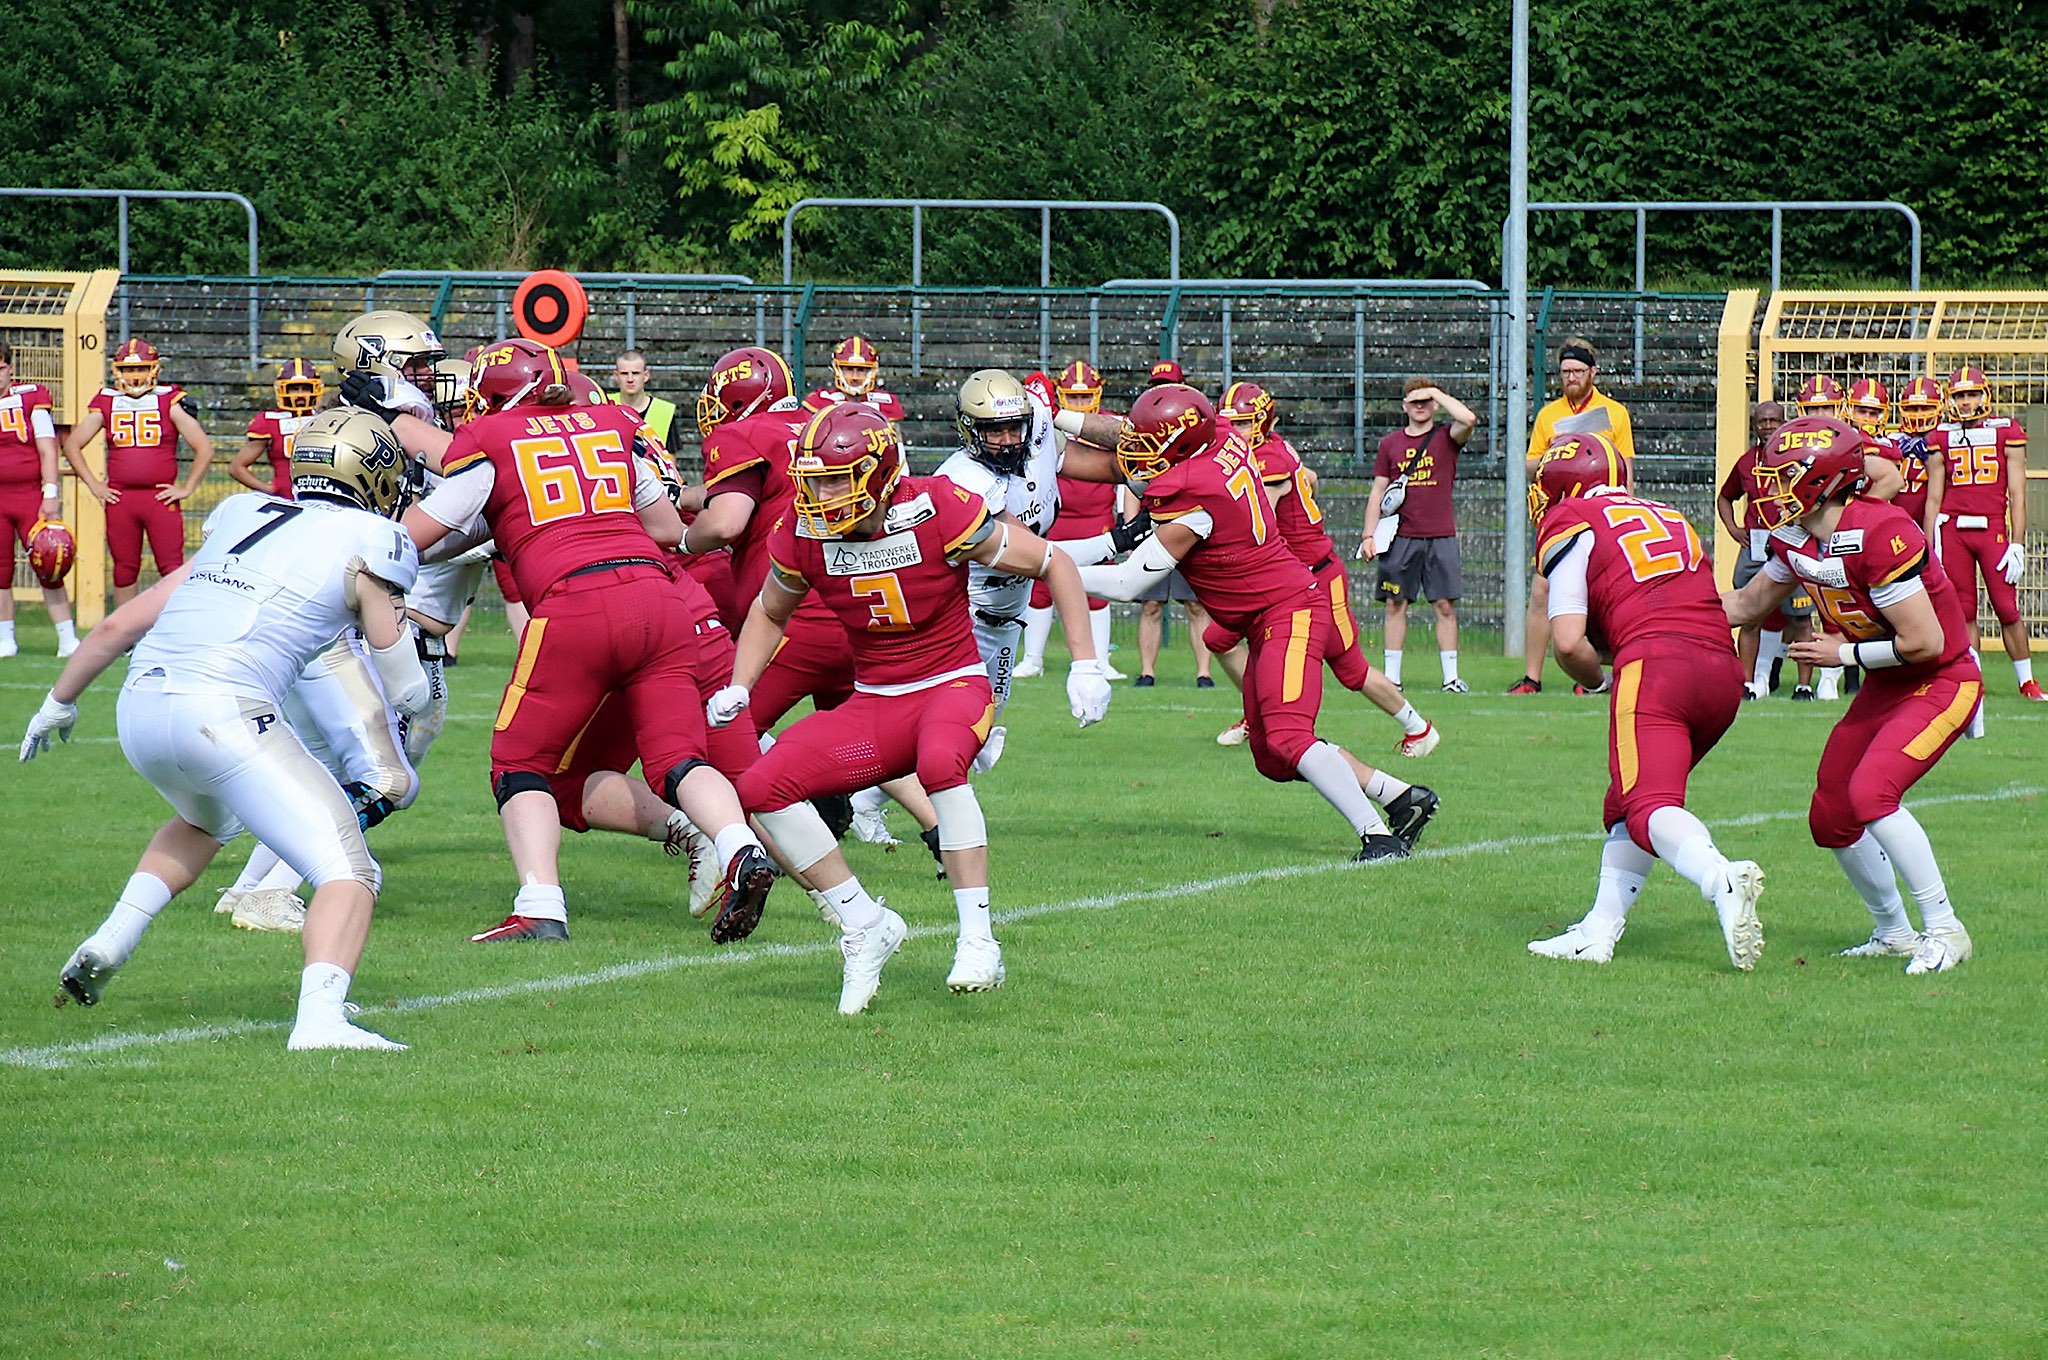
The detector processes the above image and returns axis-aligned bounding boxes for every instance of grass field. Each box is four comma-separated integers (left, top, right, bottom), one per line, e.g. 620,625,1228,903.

2,611,2044,1359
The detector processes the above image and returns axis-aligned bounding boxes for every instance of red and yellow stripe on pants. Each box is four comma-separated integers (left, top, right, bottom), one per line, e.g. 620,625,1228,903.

1241,600,1332,784
1807,661,1982,848
1600,640,1744,852
1312,557,1372,691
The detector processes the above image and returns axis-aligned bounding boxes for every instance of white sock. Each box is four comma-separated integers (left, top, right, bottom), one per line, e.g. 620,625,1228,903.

711,823,762,868
1831,832,1914,939
850,786,886,815
824,878,883,932
1295,740,1388,836
1585,824,1654,936
1362,769,1410,803
87,872,174,962
1868,808,1958,932
55,619,76,644
513,882,568,924
296,962,352,1028
1021,604,1054,666
1384,649,1404,685
1089,607,1113,665
1646,805,1731,900
0,620,14,643
1391,702,1429,737
257,855,304,893
954,885,993,942
1753,630,1784,688
2015,657,2035,687
231,844,284,895
1440,650,1459,685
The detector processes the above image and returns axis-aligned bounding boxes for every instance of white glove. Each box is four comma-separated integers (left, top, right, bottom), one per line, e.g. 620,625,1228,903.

1999,543,2024,584
19,692,78,762
1066,660,1112,728
706,684,750,729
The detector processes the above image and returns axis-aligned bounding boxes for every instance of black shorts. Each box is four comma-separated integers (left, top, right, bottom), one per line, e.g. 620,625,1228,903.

1136,568,1200,603
1376,536,1462,605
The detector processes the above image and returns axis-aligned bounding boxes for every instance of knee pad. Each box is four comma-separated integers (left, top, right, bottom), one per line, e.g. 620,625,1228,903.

755,803,837,873
662,758,712,809
493,769,553,809
928,783,988,851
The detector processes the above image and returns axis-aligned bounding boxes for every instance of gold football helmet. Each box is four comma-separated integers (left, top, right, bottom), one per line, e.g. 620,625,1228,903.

333,310,448,397
288,408,407,515
956,369,1032,475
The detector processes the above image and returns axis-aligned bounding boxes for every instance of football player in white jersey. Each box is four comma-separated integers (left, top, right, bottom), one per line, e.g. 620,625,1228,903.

935,370,1125,770
21,409,430,1050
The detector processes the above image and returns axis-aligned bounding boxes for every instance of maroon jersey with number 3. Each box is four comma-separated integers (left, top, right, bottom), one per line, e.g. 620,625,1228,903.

1537,490,1728,657
1143,430,1317,632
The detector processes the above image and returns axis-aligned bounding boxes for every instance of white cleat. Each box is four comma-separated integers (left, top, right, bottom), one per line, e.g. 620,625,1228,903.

1527,922,1620,963
1838,931,1921,959
1216,718,1250,746
850,806,900,846
231,888,306,934
0,636,16,659
58,943,120,1006
1397,723,1440,759
215,887,244,916
1904,924,1973,976
287,1019,408,1051
1714,860,1765,971
683,824,718,918
55,636,79,659
946,935,1007,993
1011,655,1044,679
837,906,907,1015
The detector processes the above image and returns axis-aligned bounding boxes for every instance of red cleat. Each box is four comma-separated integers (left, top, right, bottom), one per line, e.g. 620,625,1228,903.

2021,680,2048,702
1506,677,1542,695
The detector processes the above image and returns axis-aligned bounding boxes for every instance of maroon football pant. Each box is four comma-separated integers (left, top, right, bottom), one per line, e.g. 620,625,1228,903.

1601,640,1743,853
1209,600,1331,784
1938,522,2018,627
0,484,42,549
739,676,996,811
680,548,743,633
1313,558,1372,691
1808,661,1982,848
749,610,855,728
106,488,184,587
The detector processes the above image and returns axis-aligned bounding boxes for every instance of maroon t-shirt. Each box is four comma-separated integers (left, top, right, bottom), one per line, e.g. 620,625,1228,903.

1372,425,1461,538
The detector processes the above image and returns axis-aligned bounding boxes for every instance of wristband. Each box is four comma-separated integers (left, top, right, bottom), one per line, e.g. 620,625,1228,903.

41,483,59,498
1842,639,1902,669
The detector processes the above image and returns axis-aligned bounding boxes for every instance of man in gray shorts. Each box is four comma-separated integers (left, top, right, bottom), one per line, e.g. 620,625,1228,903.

1361,378,1476,692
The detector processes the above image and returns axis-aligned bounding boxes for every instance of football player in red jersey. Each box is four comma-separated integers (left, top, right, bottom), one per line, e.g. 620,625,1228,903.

61,338,215,608
1525,433,1763,968
1724,416,1983,974
230,359,325,496
1923,366,2039,698
0,339,81,657
1215,381,1439,756
402,338,780,946
1794,374,1847,421
714,403,1111,1012
801,335,907,421
1077,385,1439,862
1889,376,1943,528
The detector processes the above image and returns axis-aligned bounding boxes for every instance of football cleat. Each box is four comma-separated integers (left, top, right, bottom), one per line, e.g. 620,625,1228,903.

1353,834,1409,863
1714,861,1765,971
2020,680,2048,702
1441,678,1469,693
1012,655,1045,679
1904,924,1973,975
1381,785,1440,852
1792,686,1816,702
55,635,79,659
1838,931,1921,959
214,887,243,916
287,1019,408,1052
232,889,307,934
946,935,1007,993
57,944,119,1007
470,914,569,943
1397,723,1440,759
1216,718,1250,746
1507,677,1542,695
682,825,720,918
1528,922,1620,963
838,906,908,1015
1742,684,1763,702
0,635,16,659
708,845,778,944
1195,675,1216,689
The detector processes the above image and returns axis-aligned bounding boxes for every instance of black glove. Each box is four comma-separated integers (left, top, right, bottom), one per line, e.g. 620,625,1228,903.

1110,506,1152,554
342,780,399,832
339,372,399,424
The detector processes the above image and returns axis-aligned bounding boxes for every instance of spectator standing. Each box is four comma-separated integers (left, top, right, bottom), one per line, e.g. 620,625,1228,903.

611,350,676,450
1362,378,1476,692
1511,337,1635,693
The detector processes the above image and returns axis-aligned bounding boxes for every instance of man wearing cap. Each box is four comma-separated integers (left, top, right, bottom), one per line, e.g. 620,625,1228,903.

1510,337,1635,694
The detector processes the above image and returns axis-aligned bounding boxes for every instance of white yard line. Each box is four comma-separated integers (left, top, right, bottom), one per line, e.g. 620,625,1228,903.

3,782,2039,1069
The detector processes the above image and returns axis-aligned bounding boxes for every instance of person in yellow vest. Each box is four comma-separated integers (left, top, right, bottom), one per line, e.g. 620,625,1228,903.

1510,337,1636,694
611,350,677,451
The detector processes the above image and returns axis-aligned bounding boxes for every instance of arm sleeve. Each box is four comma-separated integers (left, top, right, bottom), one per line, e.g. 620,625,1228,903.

1761,555,1795,584
1075,532,1188,601
1870,575,1926,610
1544,532,1592,618
416,461,495,529
30,409,55,440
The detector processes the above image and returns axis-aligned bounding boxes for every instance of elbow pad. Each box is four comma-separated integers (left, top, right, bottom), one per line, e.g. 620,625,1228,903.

371,624,433,718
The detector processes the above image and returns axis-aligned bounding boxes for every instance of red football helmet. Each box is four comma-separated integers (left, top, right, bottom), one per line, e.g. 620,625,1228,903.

1117,383,1216,483
1148,359,1185,387
698,346,794,438
1022,371,1057,410
111,338,161,396
563,368,609,406
1794,374,1846,419
468,338,570,416
830,335,880,397
27,518,75,588
1750,416,1868,530
1844,377,1891,436
274,357,325,414
1528,431,1630,521
1056,361,1104,413
790,403,903,537
1218,381,1277,448
1946,365,1991,421
1897,377,1944,434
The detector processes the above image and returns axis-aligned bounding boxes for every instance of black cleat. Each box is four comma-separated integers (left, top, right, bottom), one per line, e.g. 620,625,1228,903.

1353,834,1409,863
1791,685,1815,702
1382,784,1440,853
920,825,947,879
470,914,569,943
811,793,855,841
709,845,779,944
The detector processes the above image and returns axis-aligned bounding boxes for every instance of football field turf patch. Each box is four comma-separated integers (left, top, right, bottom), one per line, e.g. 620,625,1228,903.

3,621,2043,1358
